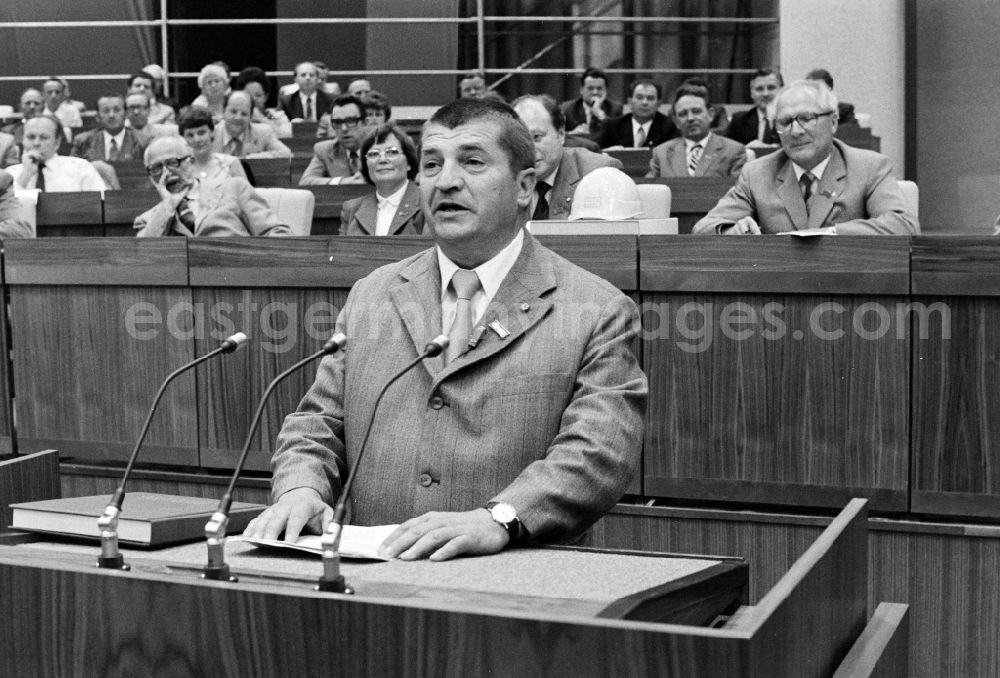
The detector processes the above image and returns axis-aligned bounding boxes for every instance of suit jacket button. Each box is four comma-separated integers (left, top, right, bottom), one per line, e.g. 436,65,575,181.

429,396,444,410
418,473,433,487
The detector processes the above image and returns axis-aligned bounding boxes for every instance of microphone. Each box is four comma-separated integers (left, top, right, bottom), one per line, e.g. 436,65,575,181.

316,334,449,593
96,332,248,570
202,332,347,582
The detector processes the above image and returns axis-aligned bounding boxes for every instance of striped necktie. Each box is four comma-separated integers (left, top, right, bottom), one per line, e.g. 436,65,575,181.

687,144,703,176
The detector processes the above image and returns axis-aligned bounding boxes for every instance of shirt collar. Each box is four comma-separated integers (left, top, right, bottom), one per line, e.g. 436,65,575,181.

792,153,832,182
685,132,712,151
437,229,525,303
376,181,407,206
103,129,127,145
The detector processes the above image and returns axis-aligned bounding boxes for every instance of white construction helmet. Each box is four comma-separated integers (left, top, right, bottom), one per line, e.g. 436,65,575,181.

568,167,643,220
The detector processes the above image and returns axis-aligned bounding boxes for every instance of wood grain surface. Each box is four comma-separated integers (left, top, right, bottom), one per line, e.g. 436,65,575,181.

911,236,1000,296
832,602,909,678
35,191,102,226
0,450,60,531
4,237,188,286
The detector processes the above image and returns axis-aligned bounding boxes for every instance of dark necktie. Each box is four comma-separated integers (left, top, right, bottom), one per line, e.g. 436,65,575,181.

800,172,815,210
532,181,550,220
304,96,313,122
35,161,46,192
108,138,120,162
447,269,482,363
348,151,360,174
176,197,197,234
225,136,243,158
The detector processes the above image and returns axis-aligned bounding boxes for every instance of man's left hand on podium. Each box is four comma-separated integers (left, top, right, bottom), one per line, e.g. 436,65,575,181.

377,509,509,561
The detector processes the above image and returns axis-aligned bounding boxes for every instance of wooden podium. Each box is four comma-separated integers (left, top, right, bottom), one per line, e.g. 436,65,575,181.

0,468,906,678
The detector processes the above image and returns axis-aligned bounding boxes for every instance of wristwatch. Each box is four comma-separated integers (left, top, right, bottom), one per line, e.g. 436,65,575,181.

485,501,521,545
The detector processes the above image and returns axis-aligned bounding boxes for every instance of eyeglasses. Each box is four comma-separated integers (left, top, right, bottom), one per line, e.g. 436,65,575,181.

775,111,835,133
145,155,191,177
330,116,361,129
365,147,403,161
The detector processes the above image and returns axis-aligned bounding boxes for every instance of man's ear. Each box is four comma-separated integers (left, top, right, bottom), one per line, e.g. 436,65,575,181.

515,168,536,208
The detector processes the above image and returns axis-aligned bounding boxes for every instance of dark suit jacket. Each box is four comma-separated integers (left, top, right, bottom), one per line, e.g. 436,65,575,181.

596,112,677,149
560,97,623,138
692,139,919,235
724,107,780,146
280,90,334,122
647,133,747,178
339,181,424,235
270,233,647,541
547,147,625,219
70,128,145,162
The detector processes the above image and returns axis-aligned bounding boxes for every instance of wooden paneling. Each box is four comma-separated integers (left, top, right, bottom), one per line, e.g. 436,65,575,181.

59,463,271,505
4,238,188,286
832,603,909,678
35,191,102,226
245,157,292,186
642,291,909,510
191,286,350,471
103,188,158,227
0,252,13,453
640,236,911,295
607,148,652,177
188,237,338,287
535,235,637,290
0,451,60,530
911,236,1000,296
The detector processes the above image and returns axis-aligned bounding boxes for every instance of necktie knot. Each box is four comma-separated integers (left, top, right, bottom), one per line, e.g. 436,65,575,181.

451,269,481,301
800,172,815,202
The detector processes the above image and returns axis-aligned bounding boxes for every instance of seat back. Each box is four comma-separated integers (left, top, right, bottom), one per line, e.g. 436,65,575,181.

254,187,315,235
636,183,671,218
897,180,918,218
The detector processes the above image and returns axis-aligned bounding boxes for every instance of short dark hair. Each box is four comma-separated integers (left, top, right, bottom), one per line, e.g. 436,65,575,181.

510,93,566,132
234,67,271,95
581,68,608,85
806,68,834,89
628,79,662,99
359,121,418,185
177,105,215,134
425,98,535,174
672,84,711,109
128,72,154,89
752,68,784,87
329,94,365,117
360,90,391,120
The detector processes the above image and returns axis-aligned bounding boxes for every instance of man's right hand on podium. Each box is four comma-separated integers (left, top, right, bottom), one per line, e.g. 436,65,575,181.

243,487,332,542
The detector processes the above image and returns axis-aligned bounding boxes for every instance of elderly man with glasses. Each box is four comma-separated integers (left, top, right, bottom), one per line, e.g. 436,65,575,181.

133,135,290,237
299,95,368,186
694,80,918,236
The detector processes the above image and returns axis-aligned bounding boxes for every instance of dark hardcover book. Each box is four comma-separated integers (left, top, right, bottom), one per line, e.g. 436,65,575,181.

9,492,266,547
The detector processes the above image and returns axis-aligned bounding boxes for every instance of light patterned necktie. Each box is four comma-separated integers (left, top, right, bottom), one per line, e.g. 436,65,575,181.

447,269,482,363
687,143,703,176
108,138,120,162
634,126,646,148
225,136,243,158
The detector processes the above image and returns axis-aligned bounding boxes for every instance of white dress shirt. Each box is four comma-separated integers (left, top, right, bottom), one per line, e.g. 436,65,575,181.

374,182,407,236
10,154,107,192
102,130,127,160
631,119,652,147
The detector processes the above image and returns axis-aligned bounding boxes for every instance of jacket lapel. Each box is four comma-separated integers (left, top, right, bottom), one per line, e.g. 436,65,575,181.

669,141,688,176
433,233,555,386
695,135,724,177
354,196,377,235
391,182,422,234
776,157,808,229
390,250,445,376
808,145,847,230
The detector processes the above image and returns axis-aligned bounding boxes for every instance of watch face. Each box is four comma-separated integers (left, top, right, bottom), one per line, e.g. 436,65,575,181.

490,503,517,524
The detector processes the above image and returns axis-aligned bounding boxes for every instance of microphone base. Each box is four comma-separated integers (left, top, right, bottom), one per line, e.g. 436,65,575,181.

96,554,130,571
201,563,238,583
315,574,353,594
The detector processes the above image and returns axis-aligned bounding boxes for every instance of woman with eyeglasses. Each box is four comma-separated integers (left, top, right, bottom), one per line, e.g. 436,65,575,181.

177,106,246,202
339,121,423,236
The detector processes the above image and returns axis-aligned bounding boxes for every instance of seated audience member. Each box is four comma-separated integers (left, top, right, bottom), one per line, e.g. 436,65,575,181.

191,63,230,122
280,62,332,123
3,89,66,149
314,61,341,96
9,117,105,192
682,76,730,132
0,132,19,168
71,94,146,189
805,68,858,126
647,84,746,178
134,135,289,237
243,97,647,558
140,64,178,110
41,77,83,133
59,79,87,112
725,68,783,147
512,94,624,220
597,79,677,149
125,92,175,147
561,68,623,139
0,169,33,238
339,121,423,236
458,70,488,99
177,106,246,202
347,79,372,98
128,71,176,125
233,67,292,138
361,91,391,126
213,91,292,160
693,80,918,235
299,95,367,185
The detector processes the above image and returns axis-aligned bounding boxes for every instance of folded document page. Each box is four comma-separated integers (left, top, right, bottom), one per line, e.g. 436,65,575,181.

231,524,400,561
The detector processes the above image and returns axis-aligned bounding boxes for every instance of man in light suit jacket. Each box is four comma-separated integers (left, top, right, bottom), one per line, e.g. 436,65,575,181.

694,80,919,236
71,94,146,189
298,96,367,186
0,132,19,168
0,169,33,238
597,79,677,149
212,91,292,159
134,136,291,237
648,84,746,178
245,98,647,561
512,94,623,220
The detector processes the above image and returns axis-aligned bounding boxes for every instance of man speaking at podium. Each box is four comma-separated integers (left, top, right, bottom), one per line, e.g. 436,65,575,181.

245,98,647,561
